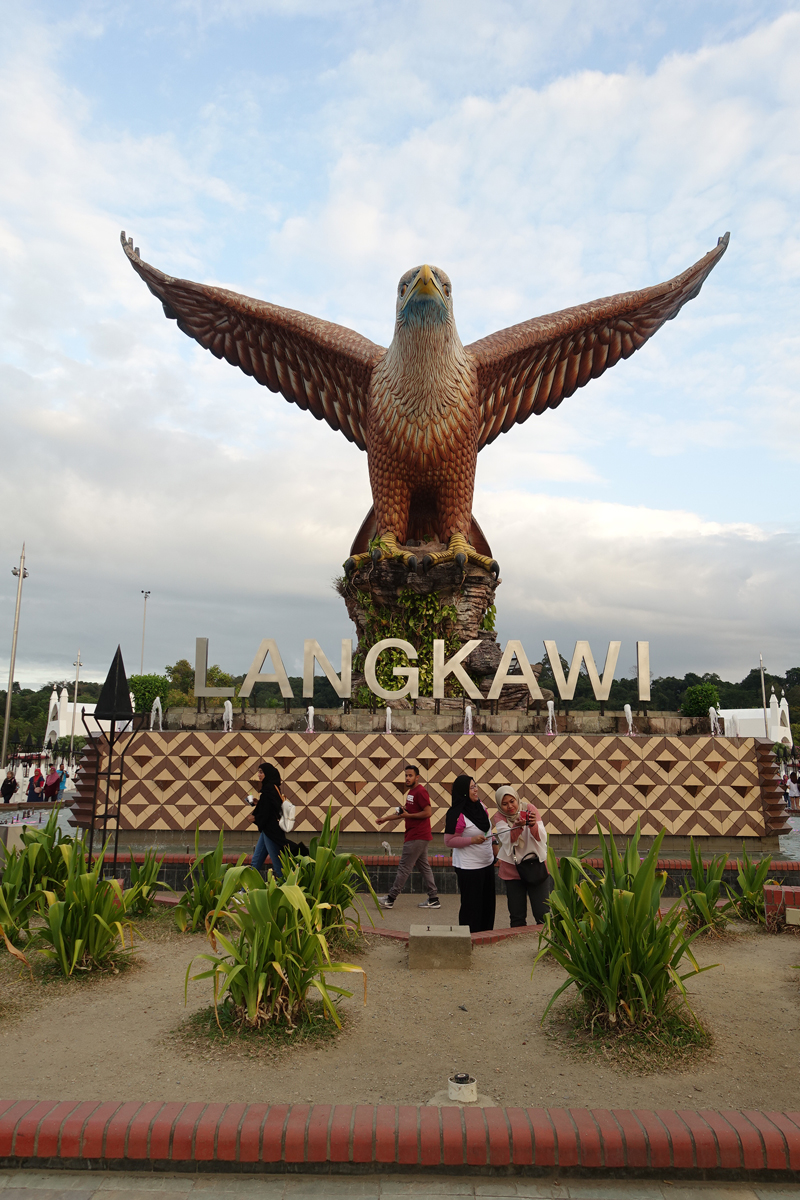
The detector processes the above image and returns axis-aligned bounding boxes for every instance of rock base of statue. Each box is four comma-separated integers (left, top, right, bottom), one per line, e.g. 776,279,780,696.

336,542,553,710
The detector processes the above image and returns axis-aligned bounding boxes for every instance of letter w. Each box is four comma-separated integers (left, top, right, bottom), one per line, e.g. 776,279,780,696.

543,640,621,702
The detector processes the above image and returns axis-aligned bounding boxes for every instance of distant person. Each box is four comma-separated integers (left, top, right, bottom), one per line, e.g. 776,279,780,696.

375,764,440,910
58,768,68,798
249,762,287,879
26,768,44,801
492,785,551,927
443,774,496,933
44,766,60,802
788,772,800,815
1,771,18,803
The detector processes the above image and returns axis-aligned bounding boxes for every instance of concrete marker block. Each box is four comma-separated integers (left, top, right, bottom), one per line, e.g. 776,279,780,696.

408,923,471,969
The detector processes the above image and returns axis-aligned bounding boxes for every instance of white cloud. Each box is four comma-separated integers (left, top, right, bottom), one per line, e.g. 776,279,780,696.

1,4,799,690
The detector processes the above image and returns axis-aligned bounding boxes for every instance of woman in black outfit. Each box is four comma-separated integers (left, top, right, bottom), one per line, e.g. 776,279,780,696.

250,762,287,879
443,774,496,933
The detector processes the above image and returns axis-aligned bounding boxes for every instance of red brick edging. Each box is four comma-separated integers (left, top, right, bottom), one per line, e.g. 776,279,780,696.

365,924,542,945
1,1100,799,1179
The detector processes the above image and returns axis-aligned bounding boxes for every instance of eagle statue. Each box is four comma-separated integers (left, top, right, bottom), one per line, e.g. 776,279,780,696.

121,231,728,578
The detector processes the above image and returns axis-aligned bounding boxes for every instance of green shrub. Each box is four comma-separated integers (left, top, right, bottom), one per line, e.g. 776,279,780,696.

280,808,381,937
188,868,365,1029
681,682,721,717
128,849,173,916
729,844,774,924
18,807,75,894
32,841,142,976
535,822,715,1029
128,674,170,716
0,843,42,948
680,841,733,934
175,830,249,933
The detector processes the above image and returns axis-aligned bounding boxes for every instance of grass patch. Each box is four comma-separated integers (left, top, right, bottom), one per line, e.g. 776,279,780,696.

135,906,194,944
175,999,345,1057
545,995,714,1075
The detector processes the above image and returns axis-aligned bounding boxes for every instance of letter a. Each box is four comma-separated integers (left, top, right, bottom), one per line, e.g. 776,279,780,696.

239,639,293,699
487,641,543,702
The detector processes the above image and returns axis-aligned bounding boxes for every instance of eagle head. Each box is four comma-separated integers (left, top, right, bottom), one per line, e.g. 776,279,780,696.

395,263,453,330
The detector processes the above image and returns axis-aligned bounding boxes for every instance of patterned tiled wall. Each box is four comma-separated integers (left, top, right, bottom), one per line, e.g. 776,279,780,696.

75,731,775,839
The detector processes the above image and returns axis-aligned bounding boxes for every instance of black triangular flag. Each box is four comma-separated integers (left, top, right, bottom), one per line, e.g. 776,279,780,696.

94,646,133,721
24,732,33,752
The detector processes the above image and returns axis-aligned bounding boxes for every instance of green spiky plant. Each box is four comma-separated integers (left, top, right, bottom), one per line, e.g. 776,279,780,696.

128,849,173,916
175,829,247,933
18,807,75,893
680,841,733,934
279,807,381,938
32,840,143,976
729,843,775,925
535,821,716,1030
187,866,365,1030
0,843,42,949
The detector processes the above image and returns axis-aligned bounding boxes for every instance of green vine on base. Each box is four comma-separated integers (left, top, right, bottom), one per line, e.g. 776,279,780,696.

352,587,463,701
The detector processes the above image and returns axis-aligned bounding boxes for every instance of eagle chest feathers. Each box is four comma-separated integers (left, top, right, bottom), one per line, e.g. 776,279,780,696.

366,327,478,476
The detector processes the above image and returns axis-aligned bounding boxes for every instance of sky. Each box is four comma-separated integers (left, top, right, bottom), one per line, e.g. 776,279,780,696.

1,0,799,691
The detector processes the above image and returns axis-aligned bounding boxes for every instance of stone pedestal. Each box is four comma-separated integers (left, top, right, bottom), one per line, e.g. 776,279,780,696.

338,545,498,643
408,923,472,969
336,547,553,710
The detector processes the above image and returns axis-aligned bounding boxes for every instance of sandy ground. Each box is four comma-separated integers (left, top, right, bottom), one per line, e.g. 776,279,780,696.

2,915,800,1111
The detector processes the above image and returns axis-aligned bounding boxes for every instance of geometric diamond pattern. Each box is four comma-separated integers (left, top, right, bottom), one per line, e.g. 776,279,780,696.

74,731,771,839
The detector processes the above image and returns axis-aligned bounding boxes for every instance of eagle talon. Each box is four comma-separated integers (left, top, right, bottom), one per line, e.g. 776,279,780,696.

407,554,419,574
422,554,433,572
371,547,382,564
490,560,500,579
455,551,467,569
344,557,356,578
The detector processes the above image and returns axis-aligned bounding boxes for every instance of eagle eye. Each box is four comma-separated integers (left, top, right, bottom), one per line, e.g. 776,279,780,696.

400,284,407,296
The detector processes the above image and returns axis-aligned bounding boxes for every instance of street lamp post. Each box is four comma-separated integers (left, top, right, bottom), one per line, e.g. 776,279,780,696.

1,544,29,769
68,649,82,767
140,590,150,675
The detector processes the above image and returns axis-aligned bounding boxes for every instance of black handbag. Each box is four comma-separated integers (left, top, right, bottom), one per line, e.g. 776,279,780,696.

515,852,548,886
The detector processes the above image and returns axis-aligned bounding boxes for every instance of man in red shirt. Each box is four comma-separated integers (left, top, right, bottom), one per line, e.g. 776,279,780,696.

376,764,440,910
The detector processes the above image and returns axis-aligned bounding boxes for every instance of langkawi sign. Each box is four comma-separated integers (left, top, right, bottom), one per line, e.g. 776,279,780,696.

195,637,652,703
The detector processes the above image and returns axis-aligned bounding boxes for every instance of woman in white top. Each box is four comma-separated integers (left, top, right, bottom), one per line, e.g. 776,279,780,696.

443,774,496,933
492,785,551,927
788,772,800,814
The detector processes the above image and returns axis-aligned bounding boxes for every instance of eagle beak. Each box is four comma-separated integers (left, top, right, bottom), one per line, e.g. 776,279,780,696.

403,264,447,309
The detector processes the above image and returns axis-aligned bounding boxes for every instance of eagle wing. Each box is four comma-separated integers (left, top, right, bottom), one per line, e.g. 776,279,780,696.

121,232,385,450
468,234,729,449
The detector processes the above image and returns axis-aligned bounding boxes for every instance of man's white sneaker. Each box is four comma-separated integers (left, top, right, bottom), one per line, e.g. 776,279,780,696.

380,896,395,909
418,898,441,908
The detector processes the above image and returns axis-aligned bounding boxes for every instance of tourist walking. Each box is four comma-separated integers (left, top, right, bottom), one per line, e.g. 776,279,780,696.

443,774,496,933
249,762,287,879
492,785,551,926
788,771,800,814
26,768,44,801
375,764,440,910
43,766,61,802
1,770,18,803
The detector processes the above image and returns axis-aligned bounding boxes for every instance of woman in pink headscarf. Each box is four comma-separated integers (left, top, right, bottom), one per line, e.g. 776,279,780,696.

43,766,61,801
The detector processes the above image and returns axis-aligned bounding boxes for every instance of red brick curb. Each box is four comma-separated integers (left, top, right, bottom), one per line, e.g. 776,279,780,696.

128,852,800,871
363,924,542,945
765,884,800,914
1,1101,799,1179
